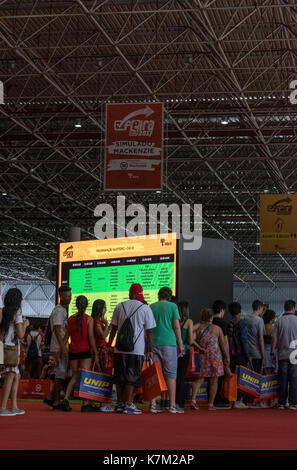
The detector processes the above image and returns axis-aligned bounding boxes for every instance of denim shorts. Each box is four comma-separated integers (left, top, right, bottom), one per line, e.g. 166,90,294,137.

153,345,178,380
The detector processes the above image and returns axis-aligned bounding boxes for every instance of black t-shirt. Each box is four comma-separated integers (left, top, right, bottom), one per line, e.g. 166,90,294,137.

212,317,228,336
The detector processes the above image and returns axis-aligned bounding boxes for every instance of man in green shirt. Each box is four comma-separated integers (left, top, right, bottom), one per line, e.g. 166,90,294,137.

150,287,184,414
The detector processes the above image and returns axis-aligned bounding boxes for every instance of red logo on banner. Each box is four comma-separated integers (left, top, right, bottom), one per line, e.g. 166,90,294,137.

104,103,163,191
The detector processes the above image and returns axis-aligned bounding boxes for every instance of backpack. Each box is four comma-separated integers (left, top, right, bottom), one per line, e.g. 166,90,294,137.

227,319,243,357
116,303,143,352
27,333,39,359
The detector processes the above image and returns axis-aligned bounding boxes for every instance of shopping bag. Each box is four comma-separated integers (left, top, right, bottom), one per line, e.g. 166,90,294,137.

259,373,278,400
186,347,195,374
186,351,201,378
74,368,113,403
141,361,168,401
221,373,237,402
134,362,148,396
236,365,261,398
184,380,208,403
18,379,53,399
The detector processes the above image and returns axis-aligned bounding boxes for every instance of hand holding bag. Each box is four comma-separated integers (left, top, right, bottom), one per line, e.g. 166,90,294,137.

0,330,19,368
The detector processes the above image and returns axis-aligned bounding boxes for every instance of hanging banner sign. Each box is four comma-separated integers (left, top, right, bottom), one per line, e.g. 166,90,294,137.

104,102,163,191
260,194,297,253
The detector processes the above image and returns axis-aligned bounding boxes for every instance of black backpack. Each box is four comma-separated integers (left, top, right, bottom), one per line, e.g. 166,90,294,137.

227,319,243,357
116,303,143,352
27,333,39,359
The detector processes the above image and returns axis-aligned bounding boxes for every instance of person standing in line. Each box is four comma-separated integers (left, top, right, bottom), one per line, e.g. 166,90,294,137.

211,300,231,409
108,283,156,415
227,301,249,409
190,308,229,411
263,309,277,375
0,288,30,416
244,300,266,373
23,320,44,379
175,300,204,412
43,285,72,410
91,299,114,412
150,287,184,414
60,295,99,412
271,300,297,410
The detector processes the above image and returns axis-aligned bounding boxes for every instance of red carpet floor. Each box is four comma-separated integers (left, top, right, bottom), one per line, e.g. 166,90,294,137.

1,401,297,450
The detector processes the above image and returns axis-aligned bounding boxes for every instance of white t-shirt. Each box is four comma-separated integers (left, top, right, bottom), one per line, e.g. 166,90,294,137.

111,300,156,356
25,331,43,358
4,309,23,346
50,305,68,353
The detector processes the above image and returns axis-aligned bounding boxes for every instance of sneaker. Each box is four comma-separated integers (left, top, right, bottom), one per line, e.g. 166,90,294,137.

248,403,261,408
289,405,297,410
100,404,114,413
52,403,72,411
11,408,25,415
169,406,184,414
150,404,163,414
81,404,100,412
260,401,269,408
115,403,125,413
43,397,54,407
233,401,249,409
123,403,142,415
60,399,72,412
0,409,16,417
175,405,185,414
278,405,285,410
164,400,170,410
215,403,232,409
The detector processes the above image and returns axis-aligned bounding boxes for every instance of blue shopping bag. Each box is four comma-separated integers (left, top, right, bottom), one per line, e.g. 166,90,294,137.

184,380,208,402
74,368,113,403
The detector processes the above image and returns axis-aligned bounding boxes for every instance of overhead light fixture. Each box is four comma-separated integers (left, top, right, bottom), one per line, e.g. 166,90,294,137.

2,192,7,196
75,121,82,128
221,119,229,125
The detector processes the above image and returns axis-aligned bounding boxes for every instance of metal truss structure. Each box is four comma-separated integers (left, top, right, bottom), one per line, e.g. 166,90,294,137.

1,0,297,287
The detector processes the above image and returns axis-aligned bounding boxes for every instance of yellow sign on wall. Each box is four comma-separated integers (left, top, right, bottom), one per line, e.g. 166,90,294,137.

260,194,297,252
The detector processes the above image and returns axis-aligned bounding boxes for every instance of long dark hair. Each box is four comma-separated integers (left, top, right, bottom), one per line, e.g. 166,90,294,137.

91,299,106,320
0,288,23,335
178,300,190,325
76,295,88,331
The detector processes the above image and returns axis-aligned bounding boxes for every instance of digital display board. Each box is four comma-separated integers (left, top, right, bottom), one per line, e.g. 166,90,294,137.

58,234,177,321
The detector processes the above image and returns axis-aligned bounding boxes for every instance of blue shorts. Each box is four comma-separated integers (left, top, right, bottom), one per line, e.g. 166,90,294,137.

153,345,178,380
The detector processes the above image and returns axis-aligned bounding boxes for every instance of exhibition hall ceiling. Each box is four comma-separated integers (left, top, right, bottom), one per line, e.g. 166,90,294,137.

1,0,297,286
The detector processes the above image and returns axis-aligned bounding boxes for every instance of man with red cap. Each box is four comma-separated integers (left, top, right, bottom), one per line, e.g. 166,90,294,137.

108,283,156,414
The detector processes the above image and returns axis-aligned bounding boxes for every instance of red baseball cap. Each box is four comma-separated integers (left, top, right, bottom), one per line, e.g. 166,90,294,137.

130,283,144,302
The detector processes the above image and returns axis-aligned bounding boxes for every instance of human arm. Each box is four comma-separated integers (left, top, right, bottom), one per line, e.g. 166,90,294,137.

87,317,99,366
173,319,184,357
108,324,118,348
258,319,266,367
15,318,30,340
94,320,111,339
217,326,229,366
188,320,205,353
53,325,68,359
145,329,154,363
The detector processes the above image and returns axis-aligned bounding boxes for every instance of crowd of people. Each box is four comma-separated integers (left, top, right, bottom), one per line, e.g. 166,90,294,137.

1,285,297,416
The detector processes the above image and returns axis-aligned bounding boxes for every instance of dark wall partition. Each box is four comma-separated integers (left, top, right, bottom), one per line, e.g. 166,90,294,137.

178,237,234,323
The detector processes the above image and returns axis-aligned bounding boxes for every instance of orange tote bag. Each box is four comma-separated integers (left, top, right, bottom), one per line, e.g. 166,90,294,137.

221,373,237,402
141,361,168,401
